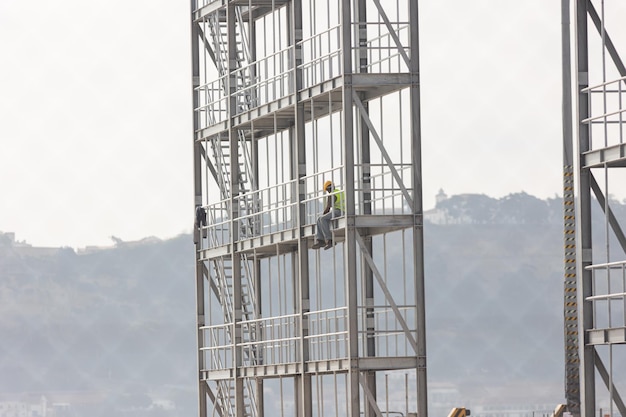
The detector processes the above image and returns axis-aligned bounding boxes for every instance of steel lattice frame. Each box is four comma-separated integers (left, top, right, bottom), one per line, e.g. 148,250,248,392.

191,1,427,416
563,1,626,416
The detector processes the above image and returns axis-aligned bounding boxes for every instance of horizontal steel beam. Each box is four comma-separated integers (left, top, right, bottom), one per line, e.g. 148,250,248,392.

582,142,626,168
587,327,626,345
198,215,417,260
195,74,413,142
201,357,420,380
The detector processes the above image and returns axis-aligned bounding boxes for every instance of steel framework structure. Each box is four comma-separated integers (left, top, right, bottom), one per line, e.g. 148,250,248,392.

190,1,426,416
563,1,626,416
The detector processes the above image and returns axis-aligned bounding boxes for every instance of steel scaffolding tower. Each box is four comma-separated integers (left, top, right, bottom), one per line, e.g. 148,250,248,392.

190,1,426,416
563,1,626,416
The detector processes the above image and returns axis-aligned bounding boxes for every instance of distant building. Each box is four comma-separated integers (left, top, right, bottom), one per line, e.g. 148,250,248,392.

424,191,480,225
0,401,29,417
470,403,557,417
0,231,64,257
424,189,450,224
435,188,448,205
428,382,462,417
0,397,50,417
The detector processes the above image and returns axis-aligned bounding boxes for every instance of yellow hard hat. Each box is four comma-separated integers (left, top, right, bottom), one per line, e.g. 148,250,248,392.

323,180,333,191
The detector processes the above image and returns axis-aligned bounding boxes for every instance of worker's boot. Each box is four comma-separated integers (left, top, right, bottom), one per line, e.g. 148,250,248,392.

311,240,325,249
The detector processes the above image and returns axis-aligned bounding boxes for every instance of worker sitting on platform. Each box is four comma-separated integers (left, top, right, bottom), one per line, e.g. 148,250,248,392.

312,180,345,250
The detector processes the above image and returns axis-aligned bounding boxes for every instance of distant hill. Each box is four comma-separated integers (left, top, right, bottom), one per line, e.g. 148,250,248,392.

424,221,564,411
1,192,624,415
426,190,626,228
0,234,197,416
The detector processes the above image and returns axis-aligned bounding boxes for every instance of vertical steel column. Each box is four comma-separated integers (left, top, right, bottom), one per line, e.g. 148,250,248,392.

408,1,428,416
574,1,595,416
291,0,312,415
191,1,208,416
253,257,264,417
354,1,375,416
249,11,262,414
341,1,360,417
561,1,581,415
226,4,244,417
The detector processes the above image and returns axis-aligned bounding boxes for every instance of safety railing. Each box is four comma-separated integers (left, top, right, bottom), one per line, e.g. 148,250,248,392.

586,260,626,330
200,306,420,369
197,163,414,250
354,163,413,215
305,307,349,361
299,25,343,88
233,46,293,112
194,17,413,130
305,304,418,361
199,323,233,371
195,77,229,130
353,22,411,74
358,305,417,357
240,314,300,367
199,200,231,250
582,76,626,150
192,0,220,13
235,180,298,239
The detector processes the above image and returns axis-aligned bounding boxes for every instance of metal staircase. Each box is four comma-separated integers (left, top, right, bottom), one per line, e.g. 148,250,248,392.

202,6,262,417
206,6,259,236
207,8,256,112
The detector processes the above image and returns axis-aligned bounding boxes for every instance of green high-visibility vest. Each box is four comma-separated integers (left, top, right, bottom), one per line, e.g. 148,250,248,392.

333,189,345,212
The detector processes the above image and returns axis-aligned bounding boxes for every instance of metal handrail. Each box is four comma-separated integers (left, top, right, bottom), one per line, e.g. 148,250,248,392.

585,260,626,269
581,75,626,92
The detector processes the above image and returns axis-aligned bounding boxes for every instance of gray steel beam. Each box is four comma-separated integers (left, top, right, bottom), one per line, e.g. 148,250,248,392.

355,232,419,354
359,373,384,417
575,1,596,416
590,175,626,255
582,143,626,168
197,25,217,67
253,257,263,417
356,2,376,415
291,0,312,415
341,1,360,417
352,92,414,210
226,4,245,417
572,1,626,415
594,350,626,416
587,328,626,345
193,1,290,24
198,142,220,187
408,1,428,415
191,0,209,414
562,0,581,414
587,0,626,79
205,383,224,417
371,0,410,68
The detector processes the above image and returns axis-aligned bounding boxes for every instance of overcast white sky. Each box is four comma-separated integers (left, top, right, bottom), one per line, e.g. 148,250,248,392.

0,0,603,248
